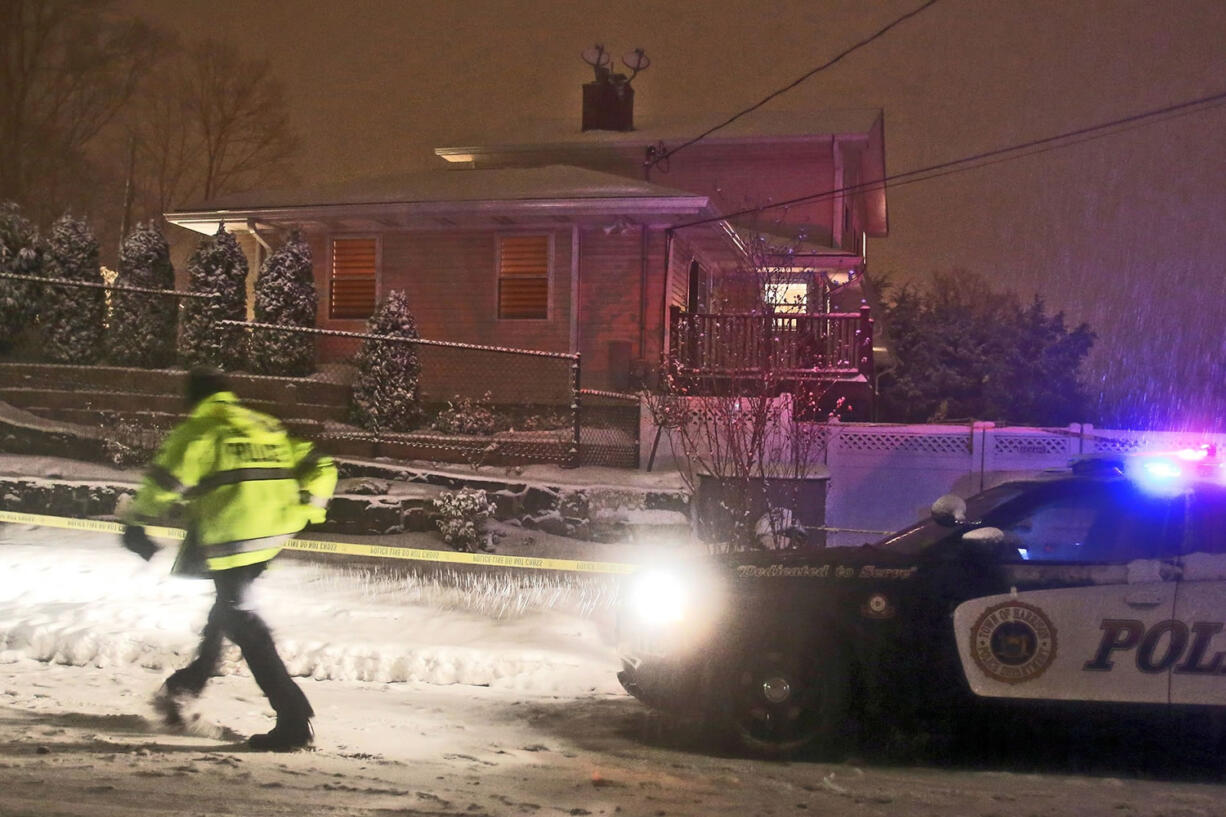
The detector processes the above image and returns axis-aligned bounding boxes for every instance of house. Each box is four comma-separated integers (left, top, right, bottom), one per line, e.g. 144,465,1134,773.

165,81,888,417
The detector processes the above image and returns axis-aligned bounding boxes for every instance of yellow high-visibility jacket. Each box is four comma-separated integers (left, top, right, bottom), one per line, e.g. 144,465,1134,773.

124,391,338,572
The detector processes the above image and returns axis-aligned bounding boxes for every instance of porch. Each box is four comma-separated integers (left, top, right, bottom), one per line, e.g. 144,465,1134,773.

666,304,875,417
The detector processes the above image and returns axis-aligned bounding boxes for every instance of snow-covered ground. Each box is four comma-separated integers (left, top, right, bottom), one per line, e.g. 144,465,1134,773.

5,525,1226,816
0,523,624,694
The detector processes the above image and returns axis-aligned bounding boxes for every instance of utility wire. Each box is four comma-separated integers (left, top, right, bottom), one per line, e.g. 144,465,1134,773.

670,88,1226,231
646,0,940,171
877,96,1226,199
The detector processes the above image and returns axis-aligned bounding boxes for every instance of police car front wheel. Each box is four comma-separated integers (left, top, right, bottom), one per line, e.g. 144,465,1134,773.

724,646,849,757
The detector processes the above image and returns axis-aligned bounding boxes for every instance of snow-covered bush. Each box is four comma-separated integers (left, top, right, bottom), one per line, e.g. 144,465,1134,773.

0,201,43,351
108,223,176,368
433,487,496,552
179,225,248,370
350,290,423,432
515,407,570,431
248,230,316,376
102,416,159,467
41,214,105,363
433,392,497,435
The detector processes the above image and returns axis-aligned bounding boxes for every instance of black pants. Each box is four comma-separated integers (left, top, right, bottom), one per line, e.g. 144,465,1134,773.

164,562,312,725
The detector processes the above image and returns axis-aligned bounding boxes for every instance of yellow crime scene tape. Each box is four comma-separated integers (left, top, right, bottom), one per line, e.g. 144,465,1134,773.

0,509,637,575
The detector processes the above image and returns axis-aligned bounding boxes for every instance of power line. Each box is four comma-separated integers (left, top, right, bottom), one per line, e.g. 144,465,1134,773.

670,88,1226,231
879,97,1226,199
645,0,940,171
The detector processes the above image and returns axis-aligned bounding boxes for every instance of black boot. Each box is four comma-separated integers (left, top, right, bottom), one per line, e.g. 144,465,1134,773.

248,719,313,752
151,684,193,729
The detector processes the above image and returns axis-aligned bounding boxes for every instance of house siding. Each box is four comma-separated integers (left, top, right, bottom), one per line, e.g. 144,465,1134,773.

575,227,669,391
653,145,836,237
666,235,693,311
309,229,575,405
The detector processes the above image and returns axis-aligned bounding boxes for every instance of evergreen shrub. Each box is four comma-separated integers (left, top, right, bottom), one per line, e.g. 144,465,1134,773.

108,223,176,368
0,202,43,351
350,290,423,432
41,214,105,363
249,231,316,375
179,225,248,370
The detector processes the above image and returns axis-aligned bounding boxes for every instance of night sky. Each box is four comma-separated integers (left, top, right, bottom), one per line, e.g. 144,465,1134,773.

124,0,1226,429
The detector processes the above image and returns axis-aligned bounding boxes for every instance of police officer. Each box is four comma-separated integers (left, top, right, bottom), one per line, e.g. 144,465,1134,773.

121,367,337,751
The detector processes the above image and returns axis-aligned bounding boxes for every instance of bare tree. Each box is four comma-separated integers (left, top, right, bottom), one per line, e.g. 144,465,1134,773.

647,231,845,553
0,0,158,220
125,37,298,219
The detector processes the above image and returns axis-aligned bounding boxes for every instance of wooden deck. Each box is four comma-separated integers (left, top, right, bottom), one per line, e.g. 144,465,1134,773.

666,305,875,417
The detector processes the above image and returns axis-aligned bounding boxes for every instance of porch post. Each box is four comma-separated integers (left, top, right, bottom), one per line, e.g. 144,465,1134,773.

567,353,582,468
856,303,874,378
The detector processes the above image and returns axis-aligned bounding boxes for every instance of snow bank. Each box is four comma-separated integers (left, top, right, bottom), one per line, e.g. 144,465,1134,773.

0,523,623,696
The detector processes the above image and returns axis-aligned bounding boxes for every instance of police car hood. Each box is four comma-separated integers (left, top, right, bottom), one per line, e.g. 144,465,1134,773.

712,542,916,572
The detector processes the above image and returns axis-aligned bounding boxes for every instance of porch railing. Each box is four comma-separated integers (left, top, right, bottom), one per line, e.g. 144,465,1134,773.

668,304,873,381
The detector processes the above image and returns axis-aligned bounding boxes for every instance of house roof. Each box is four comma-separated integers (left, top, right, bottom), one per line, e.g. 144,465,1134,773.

729,220,860,261
434,108,884,160
433,108,888,238
182,164,703,211
166,165,712,235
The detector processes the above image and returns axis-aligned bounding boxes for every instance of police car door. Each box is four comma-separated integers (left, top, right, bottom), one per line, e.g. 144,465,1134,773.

953,481,1184,704
1170,483,1226,705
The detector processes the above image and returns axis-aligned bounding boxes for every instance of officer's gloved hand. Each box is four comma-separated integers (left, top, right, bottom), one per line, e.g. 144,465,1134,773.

122,525,159,561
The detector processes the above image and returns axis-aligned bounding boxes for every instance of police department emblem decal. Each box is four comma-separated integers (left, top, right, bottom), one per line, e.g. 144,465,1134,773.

861,592,895,619
970,601,1057,684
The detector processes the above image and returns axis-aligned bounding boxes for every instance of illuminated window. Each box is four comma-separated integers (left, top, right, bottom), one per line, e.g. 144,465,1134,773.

498,235,550,319
764,281,807,315
823,268,851,286
329,238,377,319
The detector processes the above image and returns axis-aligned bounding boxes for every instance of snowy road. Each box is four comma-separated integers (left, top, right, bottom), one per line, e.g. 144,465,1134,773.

4,525,1226,816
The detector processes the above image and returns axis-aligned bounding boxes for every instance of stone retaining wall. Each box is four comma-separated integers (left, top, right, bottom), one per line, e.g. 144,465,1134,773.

0,466,690,544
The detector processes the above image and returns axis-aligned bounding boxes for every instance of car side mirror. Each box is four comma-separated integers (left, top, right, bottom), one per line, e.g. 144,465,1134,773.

961,526,1018,559
931,494,968,527
962,526,1006,546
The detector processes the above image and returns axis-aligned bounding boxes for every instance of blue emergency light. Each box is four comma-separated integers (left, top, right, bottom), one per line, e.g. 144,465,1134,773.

1125,445,1220,495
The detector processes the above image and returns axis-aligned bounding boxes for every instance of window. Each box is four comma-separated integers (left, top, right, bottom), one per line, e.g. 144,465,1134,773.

764,281,807,315
1186,485,1226,554
996,483,1183,563
687,260,702,313
329,238,377,319
498,235,549,319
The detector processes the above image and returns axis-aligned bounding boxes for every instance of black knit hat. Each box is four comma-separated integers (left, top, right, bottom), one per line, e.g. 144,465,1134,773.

185,367,229,408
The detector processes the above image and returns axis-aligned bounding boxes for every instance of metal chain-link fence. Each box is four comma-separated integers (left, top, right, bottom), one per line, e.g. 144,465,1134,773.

577,389,641,469
229,320,582,468
0,273,642,469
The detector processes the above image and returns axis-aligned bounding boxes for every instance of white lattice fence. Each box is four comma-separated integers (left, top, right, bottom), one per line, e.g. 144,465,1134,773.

1081,428,1226,455
823,423,1226,546
637,412,1226,548
825,424,976,547
980,425,1082,492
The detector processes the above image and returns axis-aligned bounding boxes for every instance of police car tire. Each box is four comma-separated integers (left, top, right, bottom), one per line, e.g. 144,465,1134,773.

725,644,849,758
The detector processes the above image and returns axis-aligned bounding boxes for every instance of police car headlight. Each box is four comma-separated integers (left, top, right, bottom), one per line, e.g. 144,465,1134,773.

626,568,690,626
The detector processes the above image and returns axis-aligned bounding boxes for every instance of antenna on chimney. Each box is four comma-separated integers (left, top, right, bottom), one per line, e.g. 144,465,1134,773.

580,44,649,132
581,45,612,82
621,48,650,82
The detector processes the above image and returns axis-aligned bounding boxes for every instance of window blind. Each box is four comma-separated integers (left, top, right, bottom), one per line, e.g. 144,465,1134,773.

330,238,376,319
498,235,549,319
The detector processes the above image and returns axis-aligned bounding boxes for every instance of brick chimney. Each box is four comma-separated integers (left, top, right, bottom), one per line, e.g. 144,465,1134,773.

580,46,649,132
582,80,634,132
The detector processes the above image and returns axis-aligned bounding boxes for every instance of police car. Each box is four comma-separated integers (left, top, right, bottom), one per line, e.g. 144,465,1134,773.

616,447,1226,755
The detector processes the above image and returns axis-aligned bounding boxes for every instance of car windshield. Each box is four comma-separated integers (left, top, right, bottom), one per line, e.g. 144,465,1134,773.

870,483,1029,555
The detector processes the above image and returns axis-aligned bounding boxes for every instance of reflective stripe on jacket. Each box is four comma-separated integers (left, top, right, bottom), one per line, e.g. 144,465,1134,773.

125,391,338,572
